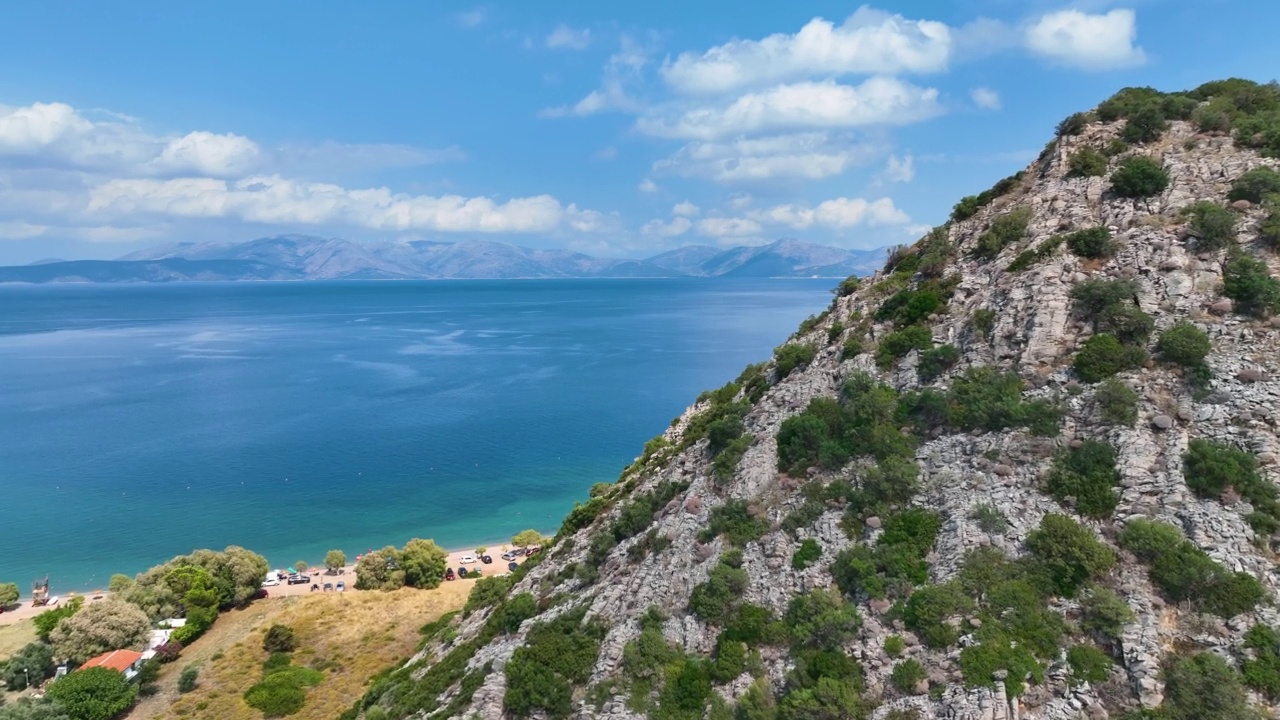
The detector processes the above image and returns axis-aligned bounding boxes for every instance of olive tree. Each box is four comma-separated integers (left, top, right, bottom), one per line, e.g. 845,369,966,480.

0,582,18,607
511,529,543,549
401,539,447,589
324,549,346,573
46,666,137,720
354,547,405,591
50,597,152,663
1,642,56,690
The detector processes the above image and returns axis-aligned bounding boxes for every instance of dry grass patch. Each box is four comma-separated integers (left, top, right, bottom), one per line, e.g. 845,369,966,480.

130,581,472,720
0,618,38,661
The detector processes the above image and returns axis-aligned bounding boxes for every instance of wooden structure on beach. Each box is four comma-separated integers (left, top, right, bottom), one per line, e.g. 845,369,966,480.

31,576,49,607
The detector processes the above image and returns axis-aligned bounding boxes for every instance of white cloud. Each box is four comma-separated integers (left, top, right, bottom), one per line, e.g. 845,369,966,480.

641,216,692,237
672,201,700,217
653,131,882,183
0,102,156,171
152,131,261,177
636,77,941,141
85,175,575,234
748,197,909,230
540,36,648,117
545,25,591,50
1024,9,1146,70
970,87,1001,110
697,217,763,238
878,154,914,184
0,220,49,239
638,178,659,193
661,7,951,95
457,7,488,28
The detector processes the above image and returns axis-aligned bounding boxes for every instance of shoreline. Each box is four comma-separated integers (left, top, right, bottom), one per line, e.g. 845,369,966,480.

0,533,549,622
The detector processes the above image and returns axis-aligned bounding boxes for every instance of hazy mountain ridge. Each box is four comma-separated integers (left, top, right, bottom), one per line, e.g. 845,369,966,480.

341,80,1280,720
0,236,887,282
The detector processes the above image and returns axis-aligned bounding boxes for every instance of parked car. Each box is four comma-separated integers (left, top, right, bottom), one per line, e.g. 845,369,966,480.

501,552,516,561
444,568,455,581
526,546,542,556
507,562,518,572
481,555,493,564
252,588,269,600
512,548,527,556
262,578,280,587
288,575,310,585
459,554,477,564
336,581,345,592
457,567,469,578
323,583,334,591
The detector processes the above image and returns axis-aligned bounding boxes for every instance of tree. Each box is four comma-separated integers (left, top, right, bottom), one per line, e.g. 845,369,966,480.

263,624,298,653
33,597,83,640
324,549,346,573
512,529,542,549
1110,156,1170,198
106,574,133,594
0,697,72,720
1,642,56,690
1223,252,1280,317
50,597,152,664
1157,322,1212,367
354,547,405,591
0,582,18,607
1025,514,1116,597
293,560,308,572
1161,652,1256,720
401,538,448,589
123,546,268,619
45,667,138,720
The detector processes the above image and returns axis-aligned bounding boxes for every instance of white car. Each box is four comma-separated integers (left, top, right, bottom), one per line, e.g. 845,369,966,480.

458,554,477,564
262,578,280,587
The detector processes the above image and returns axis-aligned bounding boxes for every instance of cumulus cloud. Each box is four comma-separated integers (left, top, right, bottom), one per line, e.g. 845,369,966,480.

748,196,909,230
652,131,882,183
545,25,591,50
638,178,659,193
697,217,763,238
970,87,1001,110
85,175,573,233
672,201,700,217
1024,9,1146,70
641,216,692,237
152,131,261,177
661,7,951,95
878,154,914,184
636,77,941,141
540,37,647,117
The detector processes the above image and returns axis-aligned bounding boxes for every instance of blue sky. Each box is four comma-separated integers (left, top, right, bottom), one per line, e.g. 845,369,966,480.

0,0,1274,263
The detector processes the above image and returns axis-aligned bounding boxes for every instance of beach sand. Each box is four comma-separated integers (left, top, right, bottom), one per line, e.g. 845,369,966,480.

0,537,533,628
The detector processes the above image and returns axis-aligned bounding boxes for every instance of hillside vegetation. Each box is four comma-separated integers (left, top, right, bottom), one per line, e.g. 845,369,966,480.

343,78,1280,720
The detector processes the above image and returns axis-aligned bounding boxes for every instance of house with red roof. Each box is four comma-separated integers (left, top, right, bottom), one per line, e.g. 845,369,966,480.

79,649,144,681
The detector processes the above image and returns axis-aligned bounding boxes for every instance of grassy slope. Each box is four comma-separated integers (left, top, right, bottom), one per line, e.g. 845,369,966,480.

130,581,473,720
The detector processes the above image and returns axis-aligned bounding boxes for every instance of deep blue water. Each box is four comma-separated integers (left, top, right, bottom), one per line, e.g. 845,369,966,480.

0,279,833,591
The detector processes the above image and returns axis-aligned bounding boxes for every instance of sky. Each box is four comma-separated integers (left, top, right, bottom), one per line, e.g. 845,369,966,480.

0,0,1275,264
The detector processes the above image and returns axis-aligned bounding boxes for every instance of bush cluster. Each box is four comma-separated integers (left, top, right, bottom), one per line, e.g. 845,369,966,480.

1079,585,1135,642
1064,227,1115,259
791,539,821,570
1184,439,1277,525
973,208,1033,260
1073,334,1148,383
1110,156,1170,199
1161,652,1257,720
776,373,916,475
916,344,959,382
698,499,769,547
951,172,1025,222
970,309,997,338
1095,378,1138,426
1026,514,1116,597
1228,166,1280,203
1067,148,1108,177
1119,518,1265,616
831,509,942,601
1182,201,1239,251
1045,440,1122,518
890,659,926,693
1069,279,1152,382
1067,644,1113,684
874,325,932,369
774,343,817,380
1156,321,1211,368
504,607,607,719
1223,251,1280,317
1242,623,1280,700
1006,235,1064,272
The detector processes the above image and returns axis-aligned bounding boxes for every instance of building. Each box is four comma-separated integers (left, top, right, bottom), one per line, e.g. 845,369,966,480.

79,649,145,682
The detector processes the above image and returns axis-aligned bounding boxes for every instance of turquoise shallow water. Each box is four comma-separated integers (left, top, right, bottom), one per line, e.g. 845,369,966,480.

0,279,833,591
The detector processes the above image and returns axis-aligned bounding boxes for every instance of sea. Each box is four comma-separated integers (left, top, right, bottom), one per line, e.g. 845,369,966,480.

0,279,834,592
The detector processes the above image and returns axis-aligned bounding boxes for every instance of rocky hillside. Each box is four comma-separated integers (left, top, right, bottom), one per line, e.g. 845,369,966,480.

344,79,1280,720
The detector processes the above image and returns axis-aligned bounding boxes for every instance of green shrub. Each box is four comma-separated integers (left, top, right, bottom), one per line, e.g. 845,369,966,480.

710,638,747,683
973,208,1032,260
875,326,932,368
958,631,1043,697
1183,439,1275,521
834,277,861,297
1118,519,1266,616
1067,645,1113,684
1182,201,1239,251
1073,334,1147,382
1025,514,1115,597
775,343,817,380
970,504,1008,534
699,500,769,547
1161,652,1256,720
1110,156,1169,198
875,287,947,326
1095,378,1138,426
883,635,905,657
791,539,821,570
178,666,199,694
971,309,996,337
263,624,299,653
1261,201,1280,251
950,173,1025,222
1067,148,1108,177
1006,235,1064,272
890,659,926,693
0,642,55,690
1242,623,1280,699
1157,321,1212,368
832,510,941,600
917,344,959,382
1079,585,1134,641
1102,139,1129,156
1045,440,1122,519
1223,252,1280,317
1065,227,1114,259
1056,112,1091,137
712,435,751,485
903,583,974,648
244,665,323,717
689,556,749,625
839,336,863,360
503,607,606,719
1121,102,1170,143
1228,167,1280,203
33,596,83,640
826,321,845,343
784,588,861,651
1070,279,1152,344
46,666,139,720
1235,110,1280,158
263,651,292,673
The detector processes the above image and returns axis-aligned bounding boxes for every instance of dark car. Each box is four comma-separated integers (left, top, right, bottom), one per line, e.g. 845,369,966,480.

444,568,455,581
481,554,493,564
252,588,269,600
507,562,518,572
323,583,334,591
512,547,526,556
457,567,469,578
287,575,310,585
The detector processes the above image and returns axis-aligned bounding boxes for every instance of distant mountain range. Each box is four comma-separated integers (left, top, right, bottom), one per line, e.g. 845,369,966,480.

0,235,887,283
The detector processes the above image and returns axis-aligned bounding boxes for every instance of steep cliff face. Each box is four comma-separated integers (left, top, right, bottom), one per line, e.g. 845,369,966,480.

348,81,1280,720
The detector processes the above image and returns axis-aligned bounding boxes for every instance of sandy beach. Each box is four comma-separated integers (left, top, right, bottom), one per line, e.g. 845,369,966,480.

0,537,537,628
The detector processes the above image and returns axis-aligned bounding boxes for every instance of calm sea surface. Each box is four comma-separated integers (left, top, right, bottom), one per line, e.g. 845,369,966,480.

0,279,833,591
